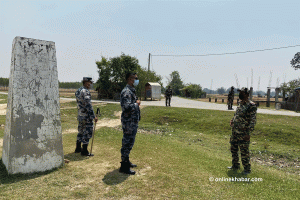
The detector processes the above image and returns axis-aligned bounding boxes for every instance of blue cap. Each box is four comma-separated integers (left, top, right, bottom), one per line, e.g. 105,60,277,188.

82,77,93,83
237,87,249,94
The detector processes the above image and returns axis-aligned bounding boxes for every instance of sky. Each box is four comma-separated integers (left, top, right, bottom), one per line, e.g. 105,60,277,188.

0,0,300,91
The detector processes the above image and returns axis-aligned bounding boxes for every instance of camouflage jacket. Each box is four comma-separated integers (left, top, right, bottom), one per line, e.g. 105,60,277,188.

120,84,140,123
232,100,257,135
228,91,234,100
165,89,173,97
75,86,95,121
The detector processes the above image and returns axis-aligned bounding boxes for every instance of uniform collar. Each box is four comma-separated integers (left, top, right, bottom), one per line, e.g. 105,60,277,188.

241,99,250,105
126,84,136,92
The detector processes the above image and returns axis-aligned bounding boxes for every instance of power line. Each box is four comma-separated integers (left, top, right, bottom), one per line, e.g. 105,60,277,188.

151,44,300,57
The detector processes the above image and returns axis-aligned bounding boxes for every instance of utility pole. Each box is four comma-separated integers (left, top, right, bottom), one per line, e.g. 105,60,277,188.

276,77,280,88
247,77,249,88
251,68,253,88
148,53,151,72
257,76,260,93
234,73,240,89
268,70,273,87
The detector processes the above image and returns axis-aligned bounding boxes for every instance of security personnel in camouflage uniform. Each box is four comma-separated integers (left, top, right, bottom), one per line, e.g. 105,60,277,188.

119,73,141,175
74,77,98,156
165,86,173,106
228,87,257,174
227,86,235,110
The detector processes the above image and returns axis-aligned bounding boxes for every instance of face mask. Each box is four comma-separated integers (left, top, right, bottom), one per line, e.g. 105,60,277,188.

133,79,139,86
239,93,245,100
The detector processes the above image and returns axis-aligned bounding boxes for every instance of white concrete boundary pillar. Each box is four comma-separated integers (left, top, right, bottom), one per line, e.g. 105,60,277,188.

2,36,64,174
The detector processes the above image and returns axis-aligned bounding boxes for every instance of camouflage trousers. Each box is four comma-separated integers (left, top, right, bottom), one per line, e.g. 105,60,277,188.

77,119,94,145
228,99,233,109
121,120,138,161
166,96,171,106
230,134,251,171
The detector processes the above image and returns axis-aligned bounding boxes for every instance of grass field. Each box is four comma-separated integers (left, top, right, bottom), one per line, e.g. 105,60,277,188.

0,93,299,199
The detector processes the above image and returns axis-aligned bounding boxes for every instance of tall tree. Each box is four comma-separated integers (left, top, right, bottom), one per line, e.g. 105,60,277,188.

96,53,162,99
135,67,163,99
291,52,300,70
96,57,113,98
280,78,300,96
217,87,226,94
167,71,184,95
182,83,203,98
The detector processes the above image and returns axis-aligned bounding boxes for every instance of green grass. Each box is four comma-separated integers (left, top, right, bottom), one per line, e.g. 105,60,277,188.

0,102,299,199
0,94,8,104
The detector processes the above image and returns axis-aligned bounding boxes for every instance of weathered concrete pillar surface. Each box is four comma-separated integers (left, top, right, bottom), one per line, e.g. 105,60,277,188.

2,36,64,174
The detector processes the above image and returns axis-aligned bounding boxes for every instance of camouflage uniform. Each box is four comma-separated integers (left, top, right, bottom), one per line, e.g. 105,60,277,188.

75,86,95,145
230,97,257,172
228,89,234,110
120,84,140,161
165,88,173,106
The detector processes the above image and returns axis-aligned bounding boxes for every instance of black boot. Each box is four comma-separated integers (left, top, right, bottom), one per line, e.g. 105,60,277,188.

75,141,81,153
129,159,137,168
227,166,240,171
242,169,251,175
119,160,135,175
81,144,94,156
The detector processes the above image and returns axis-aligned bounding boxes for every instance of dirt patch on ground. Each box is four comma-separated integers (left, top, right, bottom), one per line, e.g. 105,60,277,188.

63,111,122,134
251,156,300,175
60,107,78,110
60,99,75,103
0,104,7,115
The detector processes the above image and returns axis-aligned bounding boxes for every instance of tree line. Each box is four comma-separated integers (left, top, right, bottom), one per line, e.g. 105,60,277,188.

0,78,84,89
0,77,9,89
1,51,300,99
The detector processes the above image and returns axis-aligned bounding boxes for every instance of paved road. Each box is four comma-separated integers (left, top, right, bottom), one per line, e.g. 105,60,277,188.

1,92,299,117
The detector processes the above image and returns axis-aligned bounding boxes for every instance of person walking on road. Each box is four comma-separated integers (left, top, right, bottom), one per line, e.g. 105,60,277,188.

228,86,235,110
165,86,173,106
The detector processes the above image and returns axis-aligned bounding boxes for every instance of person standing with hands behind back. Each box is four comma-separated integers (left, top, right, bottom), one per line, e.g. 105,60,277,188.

228,87,257,175
119,73,141,175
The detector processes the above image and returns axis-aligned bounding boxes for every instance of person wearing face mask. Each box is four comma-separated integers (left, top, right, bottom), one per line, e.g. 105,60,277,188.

228,87,257,175
75,77,98,156
119,72,141,175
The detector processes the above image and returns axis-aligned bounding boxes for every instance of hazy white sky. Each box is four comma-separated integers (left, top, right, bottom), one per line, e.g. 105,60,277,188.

0,0,299,91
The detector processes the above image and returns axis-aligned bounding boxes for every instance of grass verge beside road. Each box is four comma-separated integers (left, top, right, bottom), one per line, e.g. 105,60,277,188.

0,102,299,199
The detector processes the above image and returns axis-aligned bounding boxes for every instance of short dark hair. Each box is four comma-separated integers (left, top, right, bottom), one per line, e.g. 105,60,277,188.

126,72,136,81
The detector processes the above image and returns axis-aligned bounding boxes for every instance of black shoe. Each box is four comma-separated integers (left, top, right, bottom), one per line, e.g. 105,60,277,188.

81,144,94,156
129,160,137,168
75,141,82,153
227,166,240,170
242,170,251,175
119,161,135,175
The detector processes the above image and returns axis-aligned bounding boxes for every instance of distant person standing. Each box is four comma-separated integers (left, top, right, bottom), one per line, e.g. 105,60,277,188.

165,86,173,106
228,87,257,175
119,72,141,175
227,86,235,110
75,77,98,156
